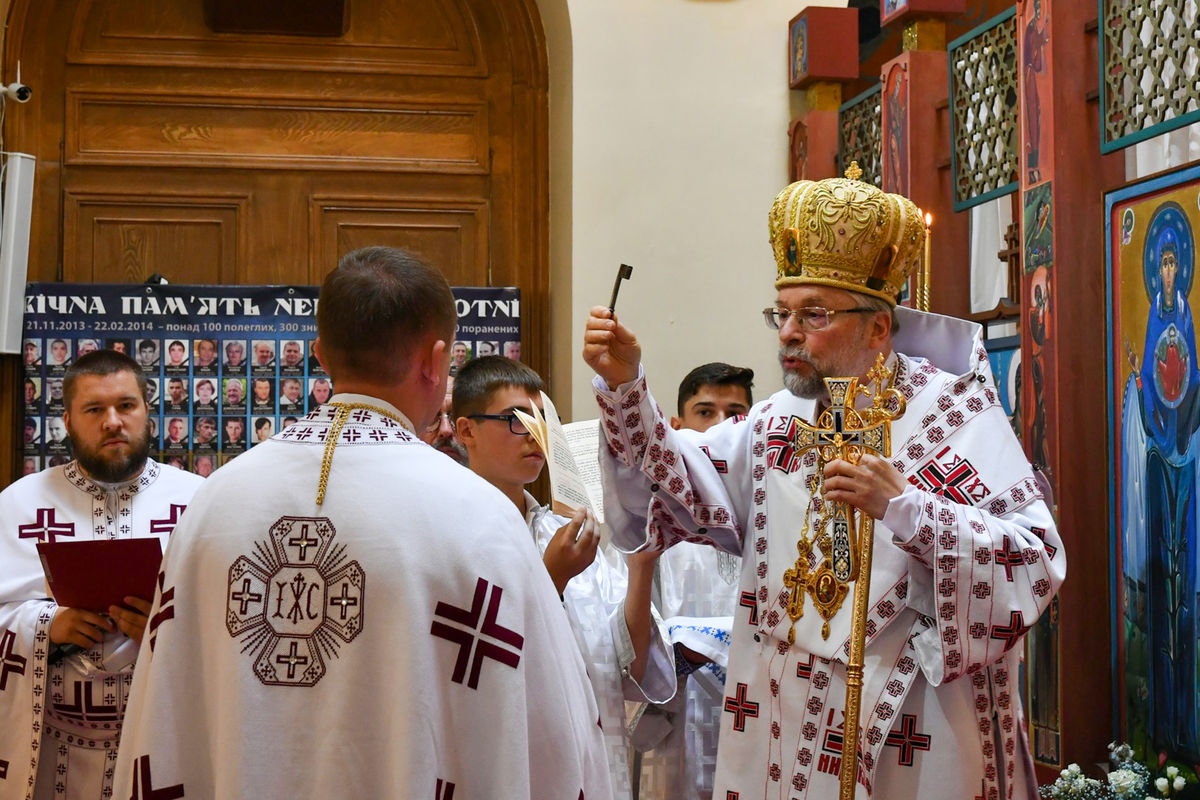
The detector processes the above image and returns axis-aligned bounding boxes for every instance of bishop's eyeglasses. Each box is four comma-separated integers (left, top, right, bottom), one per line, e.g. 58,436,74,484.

762,306,877,332
423,412,453,435
465,413,531,436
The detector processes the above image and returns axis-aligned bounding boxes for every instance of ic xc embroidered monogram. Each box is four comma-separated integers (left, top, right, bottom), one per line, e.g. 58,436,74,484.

226,516,365,687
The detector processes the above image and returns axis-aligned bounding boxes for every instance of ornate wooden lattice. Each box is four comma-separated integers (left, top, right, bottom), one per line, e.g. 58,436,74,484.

837,84,882,187
1101,0,1200,152
948,8,1019,212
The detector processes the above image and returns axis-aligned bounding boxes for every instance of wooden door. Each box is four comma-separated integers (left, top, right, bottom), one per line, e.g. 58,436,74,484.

1,0,548,484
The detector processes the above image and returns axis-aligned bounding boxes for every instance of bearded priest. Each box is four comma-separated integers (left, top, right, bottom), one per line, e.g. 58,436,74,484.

0,349,203,800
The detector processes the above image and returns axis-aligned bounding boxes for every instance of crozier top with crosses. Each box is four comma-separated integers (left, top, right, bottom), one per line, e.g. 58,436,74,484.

793,355,905,581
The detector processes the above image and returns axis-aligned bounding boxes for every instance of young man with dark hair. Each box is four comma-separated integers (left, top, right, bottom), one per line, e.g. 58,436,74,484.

48,338,70,367
672,362,754,432
0,349,202,800
165,377,188,411
135,339,159,368
221,417,245,449
165,340,187,368
453,355,674,800
116,247,611,798
252,416,273,443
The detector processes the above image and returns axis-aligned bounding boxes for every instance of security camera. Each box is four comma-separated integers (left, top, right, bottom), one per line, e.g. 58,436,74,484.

3,62,31,104
3,83,31,103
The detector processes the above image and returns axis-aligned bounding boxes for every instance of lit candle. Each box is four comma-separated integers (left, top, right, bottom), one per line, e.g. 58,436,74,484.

923,212,933,311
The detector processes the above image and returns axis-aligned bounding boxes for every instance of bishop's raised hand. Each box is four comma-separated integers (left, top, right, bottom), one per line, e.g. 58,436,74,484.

583,306,641,390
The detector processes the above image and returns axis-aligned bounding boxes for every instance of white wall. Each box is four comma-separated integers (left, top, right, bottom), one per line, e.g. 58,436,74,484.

537,0,845,419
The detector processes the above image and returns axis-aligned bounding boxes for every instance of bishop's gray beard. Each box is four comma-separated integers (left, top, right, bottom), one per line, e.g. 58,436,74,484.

779,344,828,400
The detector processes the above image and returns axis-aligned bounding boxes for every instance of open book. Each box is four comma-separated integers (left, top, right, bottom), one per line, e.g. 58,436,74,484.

512,392,607,542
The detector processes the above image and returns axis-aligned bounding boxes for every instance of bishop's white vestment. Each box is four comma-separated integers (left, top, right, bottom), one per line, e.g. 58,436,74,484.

595,310,1065,800
0,460,202,800
525,494,675,799
114,395,613,799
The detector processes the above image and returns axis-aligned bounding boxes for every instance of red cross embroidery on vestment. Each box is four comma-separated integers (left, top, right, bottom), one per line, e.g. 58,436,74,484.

990,611,1028,651
739,591,759,626
148,572,174,653
912,446,991,504
994,535,1024,582
699,445,728,474
149,504,188,537
795,654,814,680
18,508,76,543
764,416,807,474
430,577,525,690
435,778,455,799
0,628,27,691
129,754,185,799
884,713,932,765
1031,525,1057,559
723,682,759,732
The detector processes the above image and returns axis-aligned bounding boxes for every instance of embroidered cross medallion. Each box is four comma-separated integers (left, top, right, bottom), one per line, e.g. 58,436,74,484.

225,516,366,687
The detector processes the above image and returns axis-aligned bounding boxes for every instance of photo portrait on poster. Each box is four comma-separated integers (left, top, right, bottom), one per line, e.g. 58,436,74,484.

20,284,520,476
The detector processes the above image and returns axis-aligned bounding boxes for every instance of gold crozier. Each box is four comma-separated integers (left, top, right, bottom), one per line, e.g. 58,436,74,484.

789,354,906,800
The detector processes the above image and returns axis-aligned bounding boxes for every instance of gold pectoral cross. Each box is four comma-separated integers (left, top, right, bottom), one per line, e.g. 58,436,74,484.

782,539,810,644
786,354,905,639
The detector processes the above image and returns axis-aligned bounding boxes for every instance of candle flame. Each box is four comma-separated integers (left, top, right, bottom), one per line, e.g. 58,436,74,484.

924,212,933,227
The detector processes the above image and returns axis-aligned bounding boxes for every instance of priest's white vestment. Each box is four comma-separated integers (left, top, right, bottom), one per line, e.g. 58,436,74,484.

0,460,202,800
595,311,1065,800
114,395,613,799
525,494,675,799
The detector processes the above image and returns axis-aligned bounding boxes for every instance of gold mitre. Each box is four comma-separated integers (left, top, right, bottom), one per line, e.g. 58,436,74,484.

768,162,926,305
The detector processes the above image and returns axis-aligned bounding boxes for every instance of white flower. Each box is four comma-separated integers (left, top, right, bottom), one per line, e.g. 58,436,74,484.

1174,776,1185,792
1168,767,1179,779
1109,768,1141,797
1156,777,1169,793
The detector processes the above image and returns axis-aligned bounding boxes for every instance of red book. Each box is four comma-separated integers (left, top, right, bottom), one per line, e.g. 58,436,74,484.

37,539,163,612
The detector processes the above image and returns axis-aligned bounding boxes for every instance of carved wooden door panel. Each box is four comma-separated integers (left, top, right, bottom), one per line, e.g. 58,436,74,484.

1,0,547,484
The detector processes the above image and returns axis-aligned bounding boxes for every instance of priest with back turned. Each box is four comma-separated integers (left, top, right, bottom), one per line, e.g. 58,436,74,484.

116,246,612,799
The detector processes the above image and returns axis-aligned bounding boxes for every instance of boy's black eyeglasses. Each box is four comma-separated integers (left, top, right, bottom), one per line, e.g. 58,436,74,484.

465,413,530,435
